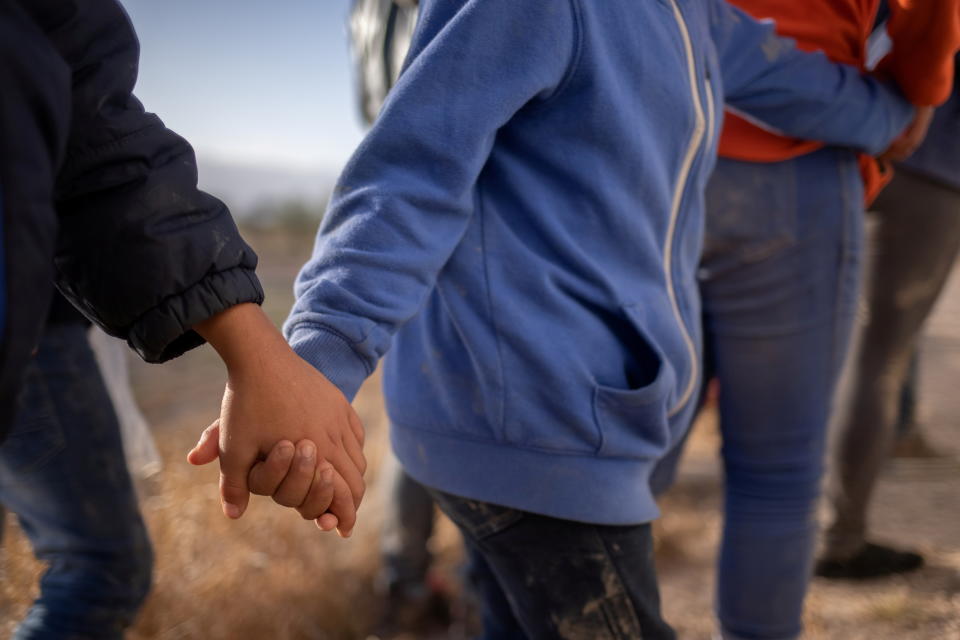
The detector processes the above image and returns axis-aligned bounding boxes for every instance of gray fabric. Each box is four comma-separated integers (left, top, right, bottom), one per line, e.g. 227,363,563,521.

349,0,419,125
825,169,960,559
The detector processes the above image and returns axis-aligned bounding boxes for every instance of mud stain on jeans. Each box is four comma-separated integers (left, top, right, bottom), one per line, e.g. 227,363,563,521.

551,556,642,640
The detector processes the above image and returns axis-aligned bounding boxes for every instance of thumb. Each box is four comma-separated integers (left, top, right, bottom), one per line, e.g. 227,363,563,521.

187,420,221,466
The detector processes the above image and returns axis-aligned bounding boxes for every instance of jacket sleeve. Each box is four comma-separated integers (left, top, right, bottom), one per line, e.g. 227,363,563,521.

708,0,914,155
285,0,577,400
879,0,960,106
30,0,264,363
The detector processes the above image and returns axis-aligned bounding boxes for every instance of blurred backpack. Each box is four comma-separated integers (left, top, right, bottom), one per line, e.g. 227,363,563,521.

349,0,419,126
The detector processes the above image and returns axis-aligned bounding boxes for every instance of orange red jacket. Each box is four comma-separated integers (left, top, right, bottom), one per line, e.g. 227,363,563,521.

719,0,960,201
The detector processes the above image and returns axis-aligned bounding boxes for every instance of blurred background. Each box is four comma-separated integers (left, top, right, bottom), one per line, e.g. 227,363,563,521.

1,2,959,638
127,0,364,228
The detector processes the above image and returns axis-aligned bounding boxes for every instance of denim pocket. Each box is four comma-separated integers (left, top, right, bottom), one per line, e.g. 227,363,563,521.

593,304,673,459
701,157,799,269
0,364,66,476
431,490,524,541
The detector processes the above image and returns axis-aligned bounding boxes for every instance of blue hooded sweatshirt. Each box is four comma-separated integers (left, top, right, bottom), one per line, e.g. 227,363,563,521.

286,0,913,525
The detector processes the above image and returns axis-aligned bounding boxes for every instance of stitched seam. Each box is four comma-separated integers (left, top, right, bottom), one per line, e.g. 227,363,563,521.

477,185,508,441
539,0,584,106
597,529,644,639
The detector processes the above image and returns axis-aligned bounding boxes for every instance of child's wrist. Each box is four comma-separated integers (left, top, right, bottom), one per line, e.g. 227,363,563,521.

195,303,289,374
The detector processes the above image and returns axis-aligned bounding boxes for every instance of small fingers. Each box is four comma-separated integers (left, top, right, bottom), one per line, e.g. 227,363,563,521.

348,408,365,448
326,469,358,538
248,440,296,496
217,431,257,520
296,460,336,520
219,470,251,519
330,447,366,509
271,440,317,508
316,512,339,532
343,428,367,477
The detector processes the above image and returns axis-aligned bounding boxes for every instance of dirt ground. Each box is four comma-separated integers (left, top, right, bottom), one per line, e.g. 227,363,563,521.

1,230,958,639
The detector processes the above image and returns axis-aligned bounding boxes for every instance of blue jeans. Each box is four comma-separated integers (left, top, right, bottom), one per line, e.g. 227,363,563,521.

695,148,863,640
0,323,153,640
651,149,864,640
432,490,675,640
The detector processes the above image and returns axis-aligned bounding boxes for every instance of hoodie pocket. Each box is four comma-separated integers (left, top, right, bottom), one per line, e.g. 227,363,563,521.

592,304,673,459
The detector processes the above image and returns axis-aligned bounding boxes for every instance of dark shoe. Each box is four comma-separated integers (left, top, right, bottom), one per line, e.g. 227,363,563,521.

892,430,944,459
815,542,924,580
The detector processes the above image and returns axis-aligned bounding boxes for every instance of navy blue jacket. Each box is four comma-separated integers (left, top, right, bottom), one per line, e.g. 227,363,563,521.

0,0,263,437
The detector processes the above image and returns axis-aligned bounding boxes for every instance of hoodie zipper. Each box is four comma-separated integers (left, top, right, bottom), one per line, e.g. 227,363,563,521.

664,0,708,418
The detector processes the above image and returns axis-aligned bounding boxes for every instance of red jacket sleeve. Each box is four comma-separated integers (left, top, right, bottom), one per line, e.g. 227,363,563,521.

880,0,960,106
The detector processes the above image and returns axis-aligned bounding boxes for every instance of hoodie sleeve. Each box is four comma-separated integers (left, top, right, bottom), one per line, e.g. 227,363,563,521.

709,0,914,155
285,0,578,400
30,0,264,363
879,0,960,106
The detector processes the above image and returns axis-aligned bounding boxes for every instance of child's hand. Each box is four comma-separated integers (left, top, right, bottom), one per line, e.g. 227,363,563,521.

189,425,357,535
188,304,367,534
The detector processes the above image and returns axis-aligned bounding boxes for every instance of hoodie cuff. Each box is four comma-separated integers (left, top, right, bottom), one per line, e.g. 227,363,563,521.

287,325,371,402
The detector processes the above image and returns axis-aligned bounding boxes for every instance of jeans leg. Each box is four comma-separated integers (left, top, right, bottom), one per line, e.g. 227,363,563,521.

0,323,153,640
461,539,526,639
825,171,960,558
700,150,863,640
432,490,675,640
379,453,437,590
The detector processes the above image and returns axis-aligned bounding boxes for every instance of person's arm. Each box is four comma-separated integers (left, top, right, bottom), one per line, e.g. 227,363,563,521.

708,0,914,155
880,0,960,108
22,0,365,529
21,0,263,363
285,0,577,400
875,2,960,161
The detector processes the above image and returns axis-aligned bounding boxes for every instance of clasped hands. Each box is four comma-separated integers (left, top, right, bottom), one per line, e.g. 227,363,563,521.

187,304,367,537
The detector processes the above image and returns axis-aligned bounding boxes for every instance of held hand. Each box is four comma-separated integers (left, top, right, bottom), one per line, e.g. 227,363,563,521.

190,425,354,535
879,106,933,163
188,304,366,535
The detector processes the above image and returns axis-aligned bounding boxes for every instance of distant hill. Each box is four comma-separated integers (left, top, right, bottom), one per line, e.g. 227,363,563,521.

196,156,338,221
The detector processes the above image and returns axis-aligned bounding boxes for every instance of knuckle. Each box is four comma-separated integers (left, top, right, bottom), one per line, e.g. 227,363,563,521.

220,476,246,493
325,431,341,449
273,494,301,508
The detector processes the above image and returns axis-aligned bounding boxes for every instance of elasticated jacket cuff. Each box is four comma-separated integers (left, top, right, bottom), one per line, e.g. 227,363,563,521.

128,266,264,363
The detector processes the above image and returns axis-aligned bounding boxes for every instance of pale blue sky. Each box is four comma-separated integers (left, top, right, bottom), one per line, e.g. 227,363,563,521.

120,0,365,172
